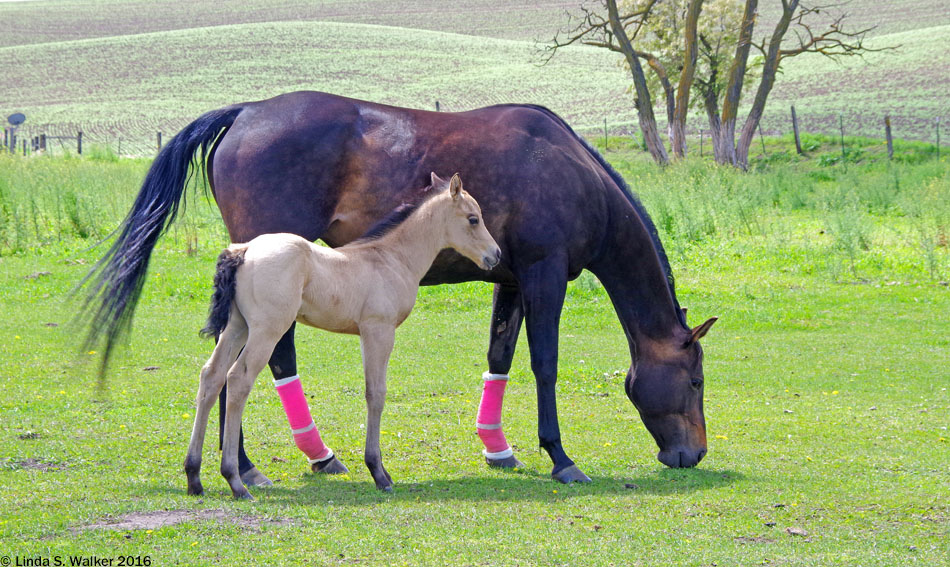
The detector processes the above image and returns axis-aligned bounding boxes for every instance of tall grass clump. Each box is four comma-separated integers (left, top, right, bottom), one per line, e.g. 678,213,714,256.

0,153,228,256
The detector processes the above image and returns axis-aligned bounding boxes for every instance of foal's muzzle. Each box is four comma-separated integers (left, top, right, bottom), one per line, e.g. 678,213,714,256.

482,247,502,270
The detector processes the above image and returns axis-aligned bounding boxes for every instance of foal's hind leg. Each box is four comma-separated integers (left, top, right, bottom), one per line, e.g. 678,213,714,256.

185,319,247,495
479,283,525,469
221,328,282,500
216,325,297,487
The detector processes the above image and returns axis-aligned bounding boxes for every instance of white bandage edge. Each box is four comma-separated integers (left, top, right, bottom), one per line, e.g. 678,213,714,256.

483,447,514,460
482,372,509,381
307,448,335,465
273,374,301,387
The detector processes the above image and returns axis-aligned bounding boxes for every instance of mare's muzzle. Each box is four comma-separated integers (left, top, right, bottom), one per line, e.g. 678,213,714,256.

657,446,707,468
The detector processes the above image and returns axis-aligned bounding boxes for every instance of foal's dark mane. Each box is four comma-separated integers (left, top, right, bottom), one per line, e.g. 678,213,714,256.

349,185,438,245
517,104,688,329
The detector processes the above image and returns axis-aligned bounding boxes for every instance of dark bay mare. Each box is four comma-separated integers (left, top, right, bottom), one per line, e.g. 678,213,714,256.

84,91,716,484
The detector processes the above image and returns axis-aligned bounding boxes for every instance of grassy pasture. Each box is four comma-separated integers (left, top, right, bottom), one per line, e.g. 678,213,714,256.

0,147,947,565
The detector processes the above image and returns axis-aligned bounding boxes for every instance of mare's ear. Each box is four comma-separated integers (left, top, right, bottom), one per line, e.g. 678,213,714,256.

681,307,688,317
685,317,717,346
449,173,462,200
430,172,447,189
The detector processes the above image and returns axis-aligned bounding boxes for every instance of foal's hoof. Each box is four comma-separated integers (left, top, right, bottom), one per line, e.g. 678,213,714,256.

552,464,592,484
240,467,273,487
486,455,525,469
312,456,349,475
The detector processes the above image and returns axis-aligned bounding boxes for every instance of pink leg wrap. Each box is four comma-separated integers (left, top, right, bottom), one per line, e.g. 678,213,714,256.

476,372,513,459
274,375,332,464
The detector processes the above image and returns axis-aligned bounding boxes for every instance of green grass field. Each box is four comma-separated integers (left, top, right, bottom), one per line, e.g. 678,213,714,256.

0,144,947,565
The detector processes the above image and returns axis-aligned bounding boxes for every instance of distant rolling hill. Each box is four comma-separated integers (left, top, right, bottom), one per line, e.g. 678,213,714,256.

1,0,946,154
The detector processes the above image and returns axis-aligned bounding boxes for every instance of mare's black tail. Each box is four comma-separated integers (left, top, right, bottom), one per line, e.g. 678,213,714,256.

200,247,247,339
80,106,244,375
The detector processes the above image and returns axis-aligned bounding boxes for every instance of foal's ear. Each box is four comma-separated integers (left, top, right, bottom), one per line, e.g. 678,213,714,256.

685,317,718,346
449,173,463,200
430,172,447,189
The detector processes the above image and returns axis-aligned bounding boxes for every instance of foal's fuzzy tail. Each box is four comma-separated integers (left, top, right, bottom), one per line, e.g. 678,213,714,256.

200,246,248,339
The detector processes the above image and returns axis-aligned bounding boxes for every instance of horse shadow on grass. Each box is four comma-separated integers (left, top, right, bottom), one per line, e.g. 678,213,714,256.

150,465,744,506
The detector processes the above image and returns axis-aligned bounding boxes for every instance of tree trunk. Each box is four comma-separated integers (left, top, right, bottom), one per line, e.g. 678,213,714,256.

717,0,757,166
736,0,798,169
702,85,724,163
606,0,669,165
670,0,704,159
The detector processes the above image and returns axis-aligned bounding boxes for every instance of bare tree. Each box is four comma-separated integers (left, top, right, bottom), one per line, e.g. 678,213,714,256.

547,0,670,164
547,0,888,168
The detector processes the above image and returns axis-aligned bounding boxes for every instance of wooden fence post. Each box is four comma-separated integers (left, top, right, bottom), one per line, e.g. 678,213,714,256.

604,117,608,152
700,129,704,157
884,115,893,160
791,105,803,155
435,101,440,112
157,131,162,152
838,114,846,157
936,117,941,160
77,131,83,155
40,134,46,151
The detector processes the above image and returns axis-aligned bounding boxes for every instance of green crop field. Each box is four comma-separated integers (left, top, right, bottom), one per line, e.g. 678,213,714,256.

0,140,948,565
1,0,947,152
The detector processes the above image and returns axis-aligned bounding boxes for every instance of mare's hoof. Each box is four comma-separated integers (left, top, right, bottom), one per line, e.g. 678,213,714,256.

232,488,255,501
486,455,525,469
377,483,393,492
240,467,273,487
312,456,349,475
186,483,204,496
552,464,592,484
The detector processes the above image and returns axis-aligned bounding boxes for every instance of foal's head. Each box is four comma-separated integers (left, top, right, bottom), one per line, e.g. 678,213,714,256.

430,173,501,271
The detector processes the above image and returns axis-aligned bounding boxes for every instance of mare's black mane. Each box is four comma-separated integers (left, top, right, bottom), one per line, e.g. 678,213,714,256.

518,104,688,329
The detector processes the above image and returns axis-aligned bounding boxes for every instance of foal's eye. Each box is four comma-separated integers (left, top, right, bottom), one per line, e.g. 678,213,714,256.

690,377,704,389
468,216,479,225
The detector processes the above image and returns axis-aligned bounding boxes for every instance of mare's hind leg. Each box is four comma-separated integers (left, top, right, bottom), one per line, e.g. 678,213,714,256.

185,319,248,495
359,323,396,491
518,257,591,484
479,283,525,469
221,328,283,500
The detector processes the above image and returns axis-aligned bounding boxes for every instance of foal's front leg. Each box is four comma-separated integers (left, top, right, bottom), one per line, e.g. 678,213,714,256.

359,323,396,491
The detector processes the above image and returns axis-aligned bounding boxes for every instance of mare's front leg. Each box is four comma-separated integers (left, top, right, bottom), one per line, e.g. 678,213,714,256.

519,258,591,483
359,323,396,491
478,283,525,469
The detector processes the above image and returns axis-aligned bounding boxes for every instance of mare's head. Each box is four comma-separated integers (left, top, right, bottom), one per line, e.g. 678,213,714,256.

430,172,501,271
625,314,717,468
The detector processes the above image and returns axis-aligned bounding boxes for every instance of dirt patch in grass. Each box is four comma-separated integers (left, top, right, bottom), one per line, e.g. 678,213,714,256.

77,509,291,532
1,458,67,471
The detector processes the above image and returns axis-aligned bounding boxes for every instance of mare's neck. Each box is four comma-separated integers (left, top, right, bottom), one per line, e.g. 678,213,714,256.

590,193,687,360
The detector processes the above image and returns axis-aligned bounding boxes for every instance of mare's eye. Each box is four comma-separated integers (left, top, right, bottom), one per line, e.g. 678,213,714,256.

468,216,479,225
690,377,704,389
